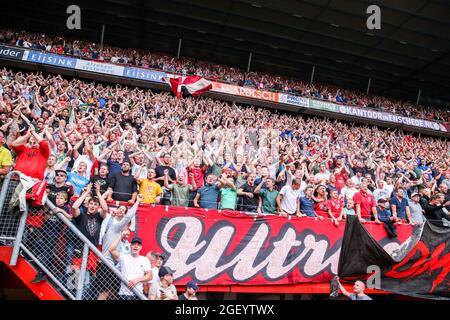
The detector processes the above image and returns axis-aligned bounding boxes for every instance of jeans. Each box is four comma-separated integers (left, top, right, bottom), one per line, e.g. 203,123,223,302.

382,220,397,238
188,191,196,207
63,232,76,288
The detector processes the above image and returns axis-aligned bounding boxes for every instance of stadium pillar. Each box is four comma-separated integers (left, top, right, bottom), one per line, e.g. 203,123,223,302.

247,52,253,72
310,65,315,84
100,24,105,50
416,89,421,105
177,38,182,58
366,77,372,94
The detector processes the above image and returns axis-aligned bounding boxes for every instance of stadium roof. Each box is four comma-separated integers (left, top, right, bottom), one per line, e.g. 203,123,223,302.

2,0,450,107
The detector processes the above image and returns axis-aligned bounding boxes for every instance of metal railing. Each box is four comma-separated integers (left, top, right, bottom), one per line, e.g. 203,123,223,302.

0,171,147,300
0,172,22,244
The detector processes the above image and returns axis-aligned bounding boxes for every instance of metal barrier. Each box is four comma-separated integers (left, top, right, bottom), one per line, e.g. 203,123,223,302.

0,171,148,300
0,172,21,243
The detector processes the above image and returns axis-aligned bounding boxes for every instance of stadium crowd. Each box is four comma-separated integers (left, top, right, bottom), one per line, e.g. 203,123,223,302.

0,66,449,299
1,29,449,124
0,67,449,220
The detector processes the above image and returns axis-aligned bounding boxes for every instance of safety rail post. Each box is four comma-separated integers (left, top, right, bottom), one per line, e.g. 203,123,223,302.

0,171,21,242
0,171,29,265
0,172,13,213
9,203,28,266
75,243,90,300
45,199,148,300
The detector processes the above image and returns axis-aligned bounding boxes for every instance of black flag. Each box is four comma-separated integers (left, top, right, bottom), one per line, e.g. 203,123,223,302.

338,215,450,300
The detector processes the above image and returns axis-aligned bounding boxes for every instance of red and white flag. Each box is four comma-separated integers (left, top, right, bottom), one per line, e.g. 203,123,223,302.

163,74,212,98
163,75,183,99
183,75,212,96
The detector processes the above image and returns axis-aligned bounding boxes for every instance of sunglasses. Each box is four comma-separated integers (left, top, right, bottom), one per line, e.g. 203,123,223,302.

56,173,67,177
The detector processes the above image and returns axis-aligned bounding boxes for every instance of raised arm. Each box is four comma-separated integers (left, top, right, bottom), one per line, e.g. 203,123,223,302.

336,277,351,298
72,183,92,218
163,170,173,190
254,179,265,194
94,182,109,218
10,131,31,147
109,232,122,261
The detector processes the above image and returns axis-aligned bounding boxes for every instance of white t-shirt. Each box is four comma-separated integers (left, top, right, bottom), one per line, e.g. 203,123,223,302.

98,214,112,246
286,171,307,197
149,280,178,300
341,187,358,203
151,267,159,285
373,188,390,202
383,184,394,197
279,185,301,214
132,164,148,180
118,254,151,296
299,181,307,198
351,175,362,186
315,172,330,182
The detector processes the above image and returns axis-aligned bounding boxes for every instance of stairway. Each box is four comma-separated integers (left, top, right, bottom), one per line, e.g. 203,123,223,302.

0,246,64,300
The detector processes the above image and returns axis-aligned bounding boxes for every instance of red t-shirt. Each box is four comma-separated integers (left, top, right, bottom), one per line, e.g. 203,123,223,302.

90,159,100,178
327,198,344,218
335,173,346,190
314,197,329,218
187,166,206,188
353,191,376,219
12,140,50,180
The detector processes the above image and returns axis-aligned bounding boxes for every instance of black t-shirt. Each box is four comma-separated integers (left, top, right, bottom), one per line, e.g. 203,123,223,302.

109,172,137,201
74,207,104,246
240,183,259,212
90,175,110,194
177,293,199,300
178,294,188,300
365,168,376,180
46,184,74,204
423,203,450,227
155,165,177,187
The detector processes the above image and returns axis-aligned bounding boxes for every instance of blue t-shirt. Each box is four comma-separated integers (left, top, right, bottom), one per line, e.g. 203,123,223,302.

107,159,122,179
376,207,392,223
99,97,107,109
390,196,409,219
67,172,89,196
300,196,316,217
197,184,220,209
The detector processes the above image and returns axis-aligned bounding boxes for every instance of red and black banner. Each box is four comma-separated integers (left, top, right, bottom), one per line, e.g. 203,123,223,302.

134,206,413,286
338,215,450,300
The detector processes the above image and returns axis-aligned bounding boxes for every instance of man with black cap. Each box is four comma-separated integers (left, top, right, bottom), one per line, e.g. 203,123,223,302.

148,266,178,300
178,280,200,300
46,169,74,204
109,234,152,300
